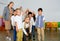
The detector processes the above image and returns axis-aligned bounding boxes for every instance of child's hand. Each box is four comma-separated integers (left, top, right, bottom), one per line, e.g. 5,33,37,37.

29,32,31,34
13,27,14,30
16,29,19,32
26,33,28,36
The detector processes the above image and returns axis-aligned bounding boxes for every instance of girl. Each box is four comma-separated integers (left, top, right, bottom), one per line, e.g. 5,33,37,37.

23,16,32,41
11,10,17,41
32,12,36,41
28,12,36,41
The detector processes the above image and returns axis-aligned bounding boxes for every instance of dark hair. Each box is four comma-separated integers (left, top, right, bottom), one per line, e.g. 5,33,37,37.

12,10,15,15
38,8,43,12
28,12,32,15
8,1,14,7
33,14,36,22
13,10,16,12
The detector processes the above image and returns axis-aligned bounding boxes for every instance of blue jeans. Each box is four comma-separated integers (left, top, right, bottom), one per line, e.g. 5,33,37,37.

32,25,36,41
13,26,16,41
32,25,35,36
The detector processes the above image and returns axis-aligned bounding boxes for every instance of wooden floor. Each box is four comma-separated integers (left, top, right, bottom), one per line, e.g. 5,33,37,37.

0,30,60,41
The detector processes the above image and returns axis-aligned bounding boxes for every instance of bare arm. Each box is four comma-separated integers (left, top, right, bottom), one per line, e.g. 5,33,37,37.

15,22,19,32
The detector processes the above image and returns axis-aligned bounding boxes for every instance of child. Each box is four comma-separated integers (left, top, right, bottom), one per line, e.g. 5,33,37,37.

31,12,36,40
28,12,36,40
35,8,45,41
11,10,17,41
14,8,28,41
23,16,32,41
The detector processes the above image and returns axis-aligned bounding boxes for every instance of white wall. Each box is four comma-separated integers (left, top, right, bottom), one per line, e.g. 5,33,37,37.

0,0,60,22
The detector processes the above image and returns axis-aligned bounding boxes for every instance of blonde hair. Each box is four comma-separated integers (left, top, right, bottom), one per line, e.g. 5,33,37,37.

15,8,20,11
23,15,29,22
24,15,30,29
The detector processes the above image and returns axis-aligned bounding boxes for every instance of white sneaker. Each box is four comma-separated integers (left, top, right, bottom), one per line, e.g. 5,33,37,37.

6,36,9,40
8,37,11,41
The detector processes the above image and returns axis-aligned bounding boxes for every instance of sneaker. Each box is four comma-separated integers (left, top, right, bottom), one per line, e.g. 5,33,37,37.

8,37,11,41
6,36,9,40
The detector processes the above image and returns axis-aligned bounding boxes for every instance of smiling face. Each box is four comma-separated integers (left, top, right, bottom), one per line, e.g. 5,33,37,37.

24,16,30,23
28,14,32,18
13,11,17,16
9,2,14,8
38,10,42,15
25,17,30,23
16,9,21,16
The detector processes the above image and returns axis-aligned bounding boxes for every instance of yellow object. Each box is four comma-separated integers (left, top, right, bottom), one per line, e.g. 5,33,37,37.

17,29,23,41
52,22,58,31
45,22,52,31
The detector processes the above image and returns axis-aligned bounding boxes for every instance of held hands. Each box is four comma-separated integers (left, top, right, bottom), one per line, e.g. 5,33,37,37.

29,32,31,34
16,29,19,32
10,9,13,14
26,33,28,36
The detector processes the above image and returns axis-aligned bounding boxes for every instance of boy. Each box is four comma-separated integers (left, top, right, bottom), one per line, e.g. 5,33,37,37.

14,8,28,41
35,8,45,41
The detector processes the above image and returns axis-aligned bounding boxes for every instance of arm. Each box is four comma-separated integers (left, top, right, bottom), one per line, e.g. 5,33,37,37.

22,22,28,36
15,22,19,32
43,16,45,22
21,9,29,15
29,22,32,33
43,16,45,29
11,16,14,29
3,7,6,21
22,28,28,36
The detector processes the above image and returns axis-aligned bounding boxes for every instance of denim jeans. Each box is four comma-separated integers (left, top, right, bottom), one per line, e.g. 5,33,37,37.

32,25,36,41
13,26,16,41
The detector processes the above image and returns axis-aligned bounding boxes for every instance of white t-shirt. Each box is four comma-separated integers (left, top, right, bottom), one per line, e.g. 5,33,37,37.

11,16,15,26
14,15,27,35
14,15,23,29
23,22,30,28
30,17,35,25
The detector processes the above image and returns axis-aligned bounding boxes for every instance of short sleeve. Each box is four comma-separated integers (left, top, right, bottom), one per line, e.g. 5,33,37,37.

14,16,18,22
43,16,45,21
11,16,13,26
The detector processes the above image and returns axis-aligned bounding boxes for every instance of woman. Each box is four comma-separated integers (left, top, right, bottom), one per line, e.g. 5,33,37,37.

3,1,14,41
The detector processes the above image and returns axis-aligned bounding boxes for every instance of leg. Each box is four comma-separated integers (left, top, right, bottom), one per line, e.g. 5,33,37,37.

37,28,41,41
14,26,16,41
17,29,23,41
41,28,44,41
5,21,11,41
23,33,26,41
32,26,35,41
5,21,11,37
